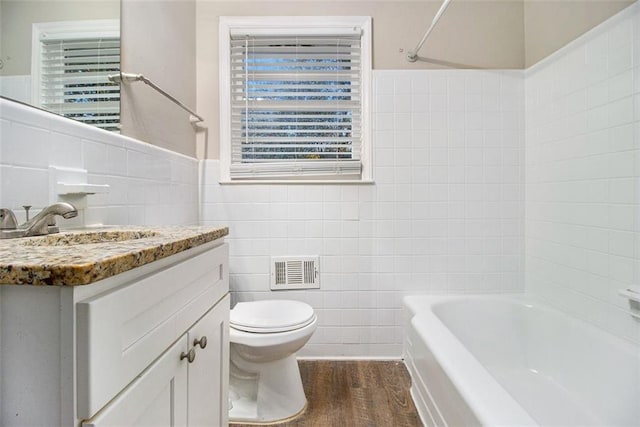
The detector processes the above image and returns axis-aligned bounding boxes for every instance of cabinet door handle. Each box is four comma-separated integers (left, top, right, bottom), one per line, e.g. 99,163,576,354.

194,336,208,349
180,349,196,363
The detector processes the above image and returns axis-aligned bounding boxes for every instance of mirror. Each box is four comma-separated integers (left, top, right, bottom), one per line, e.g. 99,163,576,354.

0,0,120,131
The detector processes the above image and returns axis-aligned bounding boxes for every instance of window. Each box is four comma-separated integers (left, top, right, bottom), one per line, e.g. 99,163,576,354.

219,16,372,181
31,20,120,131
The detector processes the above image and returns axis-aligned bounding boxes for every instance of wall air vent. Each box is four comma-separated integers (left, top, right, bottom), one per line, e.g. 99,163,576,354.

270,256,320,290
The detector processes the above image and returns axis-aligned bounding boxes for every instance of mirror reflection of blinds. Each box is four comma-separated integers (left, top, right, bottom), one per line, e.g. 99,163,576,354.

40,37,120,131
229,35,362,179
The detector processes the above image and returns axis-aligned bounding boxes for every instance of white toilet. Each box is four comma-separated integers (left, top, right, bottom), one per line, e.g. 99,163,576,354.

228,300,317,424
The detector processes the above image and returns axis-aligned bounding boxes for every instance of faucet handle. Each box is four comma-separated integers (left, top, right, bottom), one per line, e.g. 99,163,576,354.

0,208,18,230
22,205,32,222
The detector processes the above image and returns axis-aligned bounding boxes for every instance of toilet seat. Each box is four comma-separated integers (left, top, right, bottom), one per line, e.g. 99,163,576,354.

230,300,315,333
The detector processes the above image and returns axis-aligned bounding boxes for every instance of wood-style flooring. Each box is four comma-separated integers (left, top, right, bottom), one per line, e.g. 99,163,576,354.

232,360,422,427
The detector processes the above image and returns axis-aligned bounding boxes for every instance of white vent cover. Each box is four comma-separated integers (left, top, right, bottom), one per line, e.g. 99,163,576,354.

270,256,320,290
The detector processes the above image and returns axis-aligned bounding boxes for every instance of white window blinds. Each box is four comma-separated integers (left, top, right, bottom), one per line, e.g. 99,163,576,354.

33,21,120,132
229,32,363,179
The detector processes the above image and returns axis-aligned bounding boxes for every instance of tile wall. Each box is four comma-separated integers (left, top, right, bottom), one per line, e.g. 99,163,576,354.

3,3,636,359
525,3,640,344
201,70,526,357
0,98,199,227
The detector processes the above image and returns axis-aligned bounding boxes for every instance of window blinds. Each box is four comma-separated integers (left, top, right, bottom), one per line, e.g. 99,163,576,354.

229,34,363,179
39,37,120,131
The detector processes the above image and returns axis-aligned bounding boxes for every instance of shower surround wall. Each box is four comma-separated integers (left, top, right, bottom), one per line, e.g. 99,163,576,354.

0,99,199,226
201,70,526,357
525,4,640,344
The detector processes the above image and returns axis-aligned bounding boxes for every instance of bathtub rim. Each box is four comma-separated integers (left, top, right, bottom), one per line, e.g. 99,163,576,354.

404,293,539,427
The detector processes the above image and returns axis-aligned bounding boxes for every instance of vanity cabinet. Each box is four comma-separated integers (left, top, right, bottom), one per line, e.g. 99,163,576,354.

83,296,229,427
0,238,229,427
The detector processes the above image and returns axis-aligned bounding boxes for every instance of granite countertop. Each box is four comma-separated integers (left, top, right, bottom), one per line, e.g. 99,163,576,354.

0,226,228,286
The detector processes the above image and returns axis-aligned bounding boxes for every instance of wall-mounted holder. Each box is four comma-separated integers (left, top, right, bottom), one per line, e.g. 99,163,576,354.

108,72,204,126
49,166,110,209
618,286,640,320
56,183,110,195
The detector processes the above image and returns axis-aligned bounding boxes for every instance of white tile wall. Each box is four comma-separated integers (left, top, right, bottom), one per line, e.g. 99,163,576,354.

201,69,526,357
5,5,636,359
0,98,198,227
525,3,640,344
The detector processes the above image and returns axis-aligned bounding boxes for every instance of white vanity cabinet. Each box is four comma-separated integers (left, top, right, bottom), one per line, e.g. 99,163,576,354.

82,296,229,427
0,238,229,427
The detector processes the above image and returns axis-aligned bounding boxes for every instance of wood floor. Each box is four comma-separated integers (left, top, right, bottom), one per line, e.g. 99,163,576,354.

232,360,422,427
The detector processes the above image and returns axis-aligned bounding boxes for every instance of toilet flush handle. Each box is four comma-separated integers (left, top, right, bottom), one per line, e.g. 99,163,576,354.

194,336,208,349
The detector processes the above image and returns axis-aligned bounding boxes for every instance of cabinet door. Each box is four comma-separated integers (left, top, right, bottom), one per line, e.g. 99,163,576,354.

187,294,230,427
83,336,189,427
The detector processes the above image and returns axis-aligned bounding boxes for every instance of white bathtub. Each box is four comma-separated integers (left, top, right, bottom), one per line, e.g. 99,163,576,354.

403,294,640,427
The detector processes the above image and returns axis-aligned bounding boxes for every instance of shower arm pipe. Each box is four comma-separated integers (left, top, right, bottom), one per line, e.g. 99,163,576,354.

407,0,454,62
108,72,204,124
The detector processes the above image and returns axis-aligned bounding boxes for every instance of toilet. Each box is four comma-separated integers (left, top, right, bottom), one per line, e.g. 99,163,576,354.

228,300,317,424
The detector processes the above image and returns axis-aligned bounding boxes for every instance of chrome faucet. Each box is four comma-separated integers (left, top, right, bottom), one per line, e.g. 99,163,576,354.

20,202,78,237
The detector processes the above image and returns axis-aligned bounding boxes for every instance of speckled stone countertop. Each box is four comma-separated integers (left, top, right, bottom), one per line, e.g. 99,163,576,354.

0,226,228,286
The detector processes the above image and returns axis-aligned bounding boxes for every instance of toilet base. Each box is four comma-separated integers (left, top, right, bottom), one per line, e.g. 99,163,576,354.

229,399,307,425
229,352,307,423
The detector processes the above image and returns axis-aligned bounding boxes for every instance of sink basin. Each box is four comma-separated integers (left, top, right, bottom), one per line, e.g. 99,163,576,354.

20,230,160,246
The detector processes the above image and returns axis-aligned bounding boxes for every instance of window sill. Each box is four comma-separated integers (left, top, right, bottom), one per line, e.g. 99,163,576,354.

218,179,375,185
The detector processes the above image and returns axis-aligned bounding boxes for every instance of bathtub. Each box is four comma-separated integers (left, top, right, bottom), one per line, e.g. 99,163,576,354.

403,294,640,427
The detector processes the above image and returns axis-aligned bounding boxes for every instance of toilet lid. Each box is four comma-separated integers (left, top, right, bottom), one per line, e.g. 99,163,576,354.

230,300,315,333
